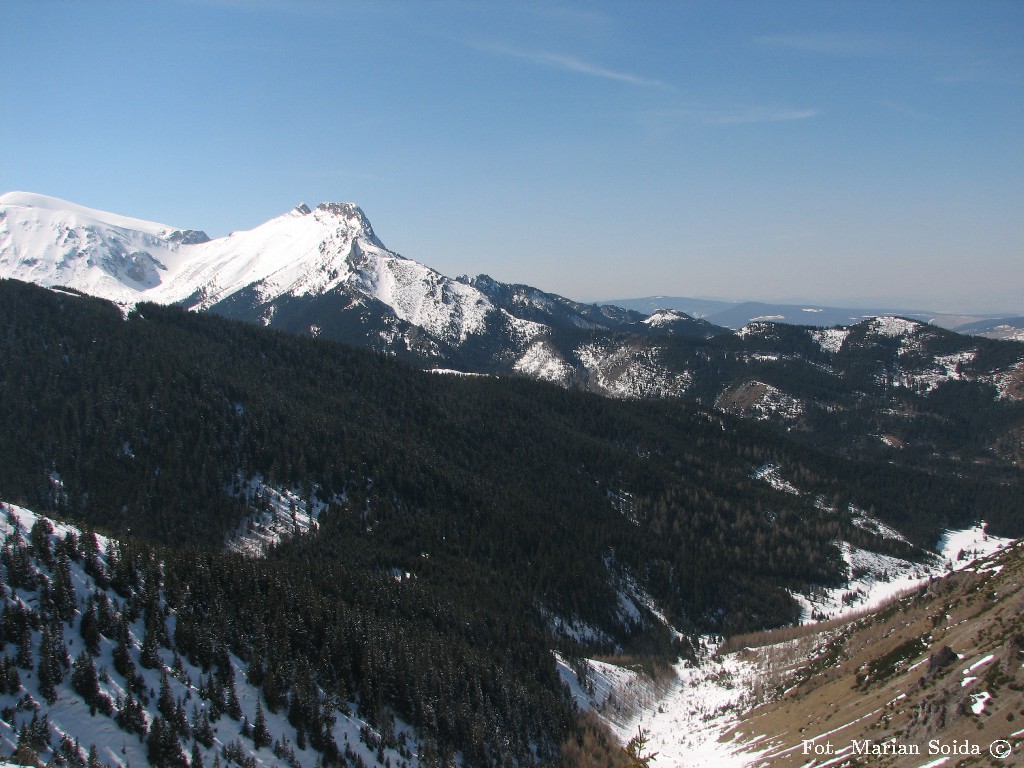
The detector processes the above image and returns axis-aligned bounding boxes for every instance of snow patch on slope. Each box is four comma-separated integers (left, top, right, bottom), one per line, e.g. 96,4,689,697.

869,316,922,337
514,340,574,385
890,349,978,393
793,524,1012,623
643,309,690,328
576,343,691,398
226,475,333,555
719,381,804,423
808,327,850,354
613,640,770,768
751,464,800,496
356,254,492,344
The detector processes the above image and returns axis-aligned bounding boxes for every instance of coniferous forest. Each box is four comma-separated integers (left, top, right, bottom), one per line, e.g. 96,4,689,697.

0,278,1022,766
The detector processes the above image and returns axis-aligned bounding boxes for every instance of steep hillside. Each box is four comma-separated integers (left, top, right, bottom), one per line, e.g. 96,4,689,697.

3,278,1018,643
0,279,844,639
722,540,1024,766
565,532,1020,766
0,503,436,768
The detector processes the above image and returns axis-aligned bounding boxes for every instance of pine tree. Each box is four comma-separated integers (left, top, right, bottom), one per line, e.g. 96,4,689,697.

158,670,175,721
80,596,101,655
38,623,63,703
15,622,32,670
624,727,657,768
116,690,148,739
147,715,187,768
191,706,214,748
226,673,242,720
71,650,103,715
140,619,162,669
30,517,54,568
28,711,51,752
252,700,271,750
113,630,136,679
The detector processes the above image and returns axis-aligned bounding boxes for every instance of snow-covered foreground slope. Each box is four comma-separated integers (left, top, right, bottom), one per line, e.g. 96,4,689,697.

0,499,429,768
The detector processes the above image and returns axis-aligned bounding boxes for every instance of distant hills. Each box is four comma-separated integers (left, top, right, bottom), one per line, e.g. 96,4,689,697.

603,295,1024,338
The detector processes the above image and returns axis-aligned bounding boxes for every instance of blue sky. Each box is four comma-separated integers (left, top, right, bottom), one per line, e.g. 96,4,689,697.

3,1,1022,313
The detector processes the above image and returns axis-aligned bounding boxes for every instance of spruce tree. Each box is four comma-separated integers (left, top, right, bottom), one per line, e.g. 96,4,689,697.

37,623,62,703
140,619,162,669
71,650,103,714
80,596,101,656
252,700,271,750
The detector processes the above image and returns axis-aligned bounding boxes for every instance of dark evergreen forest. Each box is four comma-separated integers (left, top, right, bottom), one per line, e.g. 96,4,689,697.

0,278,1021,765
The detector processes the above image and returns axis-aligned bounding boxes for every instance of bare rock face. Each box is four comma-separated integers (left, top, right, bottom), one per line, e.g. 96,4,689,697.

167,229,211,245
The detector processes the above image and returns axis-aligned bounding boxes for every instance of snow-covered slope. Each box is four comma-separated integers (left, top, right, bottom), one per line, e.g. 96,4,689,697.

0,191,716,390
0,192,493,348
564,530,1017,767
0,499,427,768
0,192,193,304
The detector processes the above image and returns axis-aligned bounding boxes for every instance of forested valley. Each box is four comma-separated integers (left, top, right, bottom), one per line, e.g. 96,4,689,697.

1,278,1022,766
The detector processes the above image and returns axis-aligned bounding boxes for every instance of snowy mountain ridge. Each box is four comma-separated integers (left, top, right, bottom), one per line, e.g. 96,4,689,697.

1,192,416,315
4,192,1023,468
0,191,655,367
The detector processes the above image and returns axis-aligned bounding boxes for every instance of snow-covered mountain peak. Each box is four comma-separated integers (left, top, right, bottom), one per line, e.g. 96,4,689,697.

464,273,499,291
0,192,397,308
643,309,691,327
312,201,385,249
0,190,177,237
0,191,189,303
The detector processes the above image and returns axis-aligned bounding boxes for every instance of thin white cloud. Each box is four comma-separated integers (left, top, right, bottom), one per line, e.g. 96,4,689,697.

474,41,672,89
760,32,1020,87
703,106,821,126
651,104,821,127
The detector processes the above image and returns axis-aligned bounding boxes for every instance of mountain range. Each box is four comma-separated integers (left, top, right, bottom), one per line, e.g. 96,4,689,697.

602,296,1024,339
1,191,1023,766
2,192,1023,473
0,191,701,378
